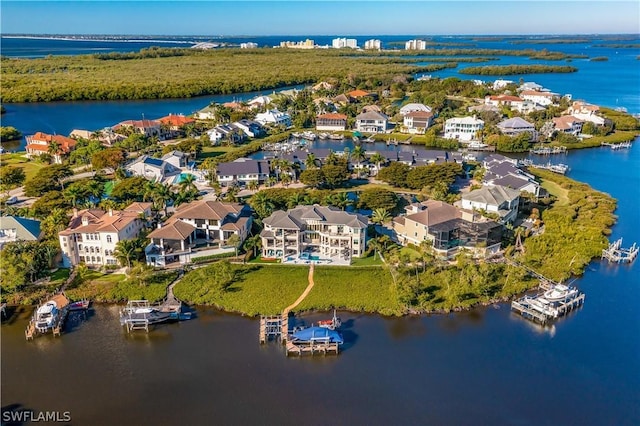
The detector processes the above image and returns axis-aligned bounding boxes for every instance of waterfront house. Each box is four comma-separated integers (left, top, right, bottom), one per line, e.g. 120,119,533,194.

332,94,353,106
316,113,348,131
312,81,335,92
520,90,557,107
399,103,432,116
392,200,503,258
58,203,151,267
247,95,272,109
483,156,542,198
492,79,514,90
255,109,292,127
157,114,196,139
355,110,389,133
497,117,538,140
196,105,217,120
461,185,520,224
566,101,605,126
25,132,78,164
113,119,162,139
126,155,181,182
444,116,484,142
215,158,270,187
261,205,368,263
145,200,252,267
233,119,264,138
552,116,584,136
0,216,42,250
403,111,434,134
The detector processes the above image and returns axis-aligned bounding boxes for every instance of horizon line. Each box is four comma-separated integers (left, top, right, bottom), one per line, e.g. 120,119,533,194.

2,32,640,37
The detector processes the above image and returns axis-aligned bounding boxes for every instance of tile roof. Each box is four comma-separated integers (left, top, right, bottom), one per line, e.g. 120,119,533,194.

174,200,244,221
59,205,141,235
405,110,434,118
520,90,553,97
356,110,389,121
497,117,535,130
317,113,347,120
463,185,520,206
404,200,460,227
26,132,77,153
553,115,584,130
157,114,195,126
147,218,195,241
264,205,367,230
488,95,523,102
216,158,270,176
347,89,372,98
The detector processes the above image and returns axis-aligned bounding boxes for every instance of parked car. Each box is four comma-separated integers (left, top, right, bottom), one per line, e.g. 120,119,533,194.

5,196,19,205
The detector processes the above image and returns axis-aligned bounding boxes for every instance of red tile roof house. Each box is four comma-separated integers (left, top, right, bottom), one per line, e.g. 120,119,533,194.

316,113,348,131
157,114,196,139
25,132,78,164
347,89,377,100
112,119,162,139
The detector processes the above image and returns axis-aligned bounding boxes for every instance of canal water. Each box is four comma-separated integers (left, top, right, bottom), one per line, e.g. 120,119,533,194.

2,144,639,425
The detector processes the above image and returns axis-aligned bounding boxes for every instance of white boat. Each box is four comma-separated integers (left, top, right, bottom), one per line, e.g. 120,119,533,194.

329,133,343,140
318,132,329,139
467,141,488,150
543,284,579,303
301,131,317,140
34,294,69,333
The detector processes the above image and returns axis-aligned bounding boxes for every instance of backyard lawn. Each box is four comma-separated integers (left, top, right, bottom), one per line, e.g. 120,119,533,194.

0,152,47,181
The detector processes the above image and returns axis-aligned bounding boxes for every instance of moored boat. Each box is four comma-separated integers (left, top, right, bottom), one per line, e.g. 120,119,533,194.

68,300,90,311
317,309,341,330
291,326,344,344
34,293,70,333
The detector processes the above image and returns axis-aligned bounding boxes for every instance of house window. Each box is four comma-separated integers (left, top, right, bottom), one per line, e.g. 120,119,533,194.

79,256,85,262
107,235,112,243
85,247,89,253
91,256,96,263
96,256,101,263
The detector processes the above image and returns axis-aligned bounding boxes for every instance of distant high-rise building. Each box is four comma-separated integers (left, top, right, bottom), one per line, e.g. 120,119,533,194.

240,42,258,49
405,39,427,50
279,39,316,49
364,39,382,50
332,37,358,49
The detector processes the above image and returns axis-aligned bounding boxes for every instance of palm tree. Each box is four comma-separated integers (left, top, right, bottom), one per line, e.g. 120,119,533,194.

114,239,143,269
247,180,259,191
305,153,319,169
265,176,277,188
153,183,174,217
243,235,262,258
331,192,351,210
369,152,386,175
223,186,239,202
41,208,70,239
351,145,366,169
280,173,292,187
114,167,128,181
325,151,339,166
371,208,391,225
287,192,304,209
63,186,84,207
142,180,157,202
48,140,61,161
179,173,197,194
226,234,241,257
250,191,275,218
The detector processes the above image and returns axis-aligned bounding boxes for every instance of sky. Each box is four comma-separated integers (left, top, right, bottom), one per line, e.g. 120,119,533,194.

1,1,639,36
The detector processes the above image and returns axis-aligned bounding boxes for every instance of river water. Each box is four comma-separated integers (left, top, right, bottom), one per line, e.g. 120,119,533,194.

2,144,639,425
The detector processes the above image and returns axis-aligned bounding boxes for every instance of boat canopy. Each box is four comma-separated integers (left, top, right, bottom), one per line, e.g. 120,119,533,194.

291,326,344,344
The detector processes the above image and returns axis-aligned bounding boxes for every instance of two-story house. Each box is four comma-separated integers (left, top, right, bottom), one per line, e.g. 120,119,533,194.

58,203,152,267
316,113,348,131
113,119,162,139
444,116,484,142
145,200,252,267
255,109,291,127
261,205,368,263
157,114,196,139
461,185,520,224
552,115,584,136
0,216,42,250
403,111,434,134
215,158,271,187
25,132,78,164
355,110,389,133
126,155,181,182
497,117,538,141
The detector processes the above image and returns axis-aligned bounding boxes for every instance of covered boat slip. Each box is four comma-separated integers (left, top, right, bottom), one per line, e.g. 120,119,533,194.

25,293,72,340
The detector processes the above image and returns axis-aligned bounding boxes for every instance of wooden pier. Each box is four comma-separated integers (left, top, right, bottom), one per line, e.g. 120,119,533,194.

602,238,638,263
530,145,567,155
601,141,632,150
286,340,339,356
259,315,283,344
25,293,70,341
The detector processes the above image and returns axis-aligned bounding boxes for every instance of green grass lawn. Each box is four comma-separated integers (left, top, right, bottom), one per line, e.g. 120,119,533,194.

0,152,47,181
49,268,70,286
350,254,384,266
65,270,175,303
297,266,403,315
199,145,239,160
540,179,569,206
174,264,310,315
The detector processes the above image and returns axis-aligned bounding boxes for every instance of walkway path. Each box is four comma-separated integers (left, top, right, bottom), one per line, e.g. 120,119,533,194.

281,264,315,339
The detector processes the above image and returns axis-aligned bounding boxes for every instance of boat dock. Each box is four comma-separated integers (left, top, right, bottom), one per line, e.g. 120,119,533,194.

530,146,567,155
511,284,585,325
25,293,70,340
259,315,283,343
601,141,632,150
523,159,569,174
602,238,638,263
285,340,339,356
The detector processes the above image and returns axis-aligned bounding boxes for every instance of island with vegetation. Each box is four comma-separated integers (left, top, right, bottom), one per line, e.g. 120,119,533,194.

0,126,22,142
459,64,578,75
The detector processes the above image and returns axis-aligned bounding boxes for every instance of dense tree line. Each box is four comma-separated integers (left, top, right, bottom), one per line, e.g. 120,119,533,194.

0,126,22,142
377,162,463,191
459,65,578,75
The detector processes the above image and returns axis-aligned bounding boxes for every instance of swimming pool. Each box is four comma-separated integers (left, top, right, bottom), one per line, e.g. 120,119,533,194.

173,173,196,184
